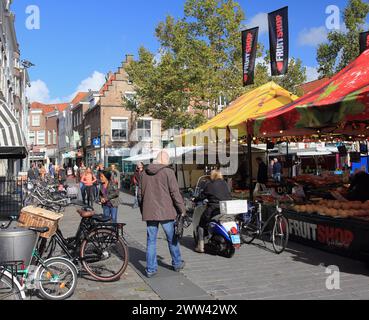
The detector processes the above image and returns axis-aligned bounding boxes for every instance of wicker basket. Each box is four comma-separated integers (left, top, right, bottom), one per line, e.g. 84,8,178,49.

18,206,64,239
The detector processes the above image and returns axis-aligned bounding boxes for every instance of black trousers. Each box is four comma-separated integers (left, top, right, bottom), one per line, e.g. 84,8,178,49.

85,186,94,208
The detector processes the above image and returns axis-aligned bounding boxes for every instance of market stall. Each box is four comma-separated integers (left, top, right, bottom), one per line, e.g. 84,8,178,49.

247,49,369,262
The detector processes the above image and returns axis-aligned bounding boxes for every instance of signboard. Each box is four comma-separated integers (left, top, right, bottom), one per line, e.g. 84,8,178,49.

268,6,289,75
92,137,101,148
242,27,259,86
280,209,369,262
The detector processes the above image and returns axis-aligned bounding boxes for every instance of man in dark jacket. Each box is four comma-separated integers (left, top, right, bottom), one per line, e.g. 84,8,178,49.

140,151,186,278
256,157,268,184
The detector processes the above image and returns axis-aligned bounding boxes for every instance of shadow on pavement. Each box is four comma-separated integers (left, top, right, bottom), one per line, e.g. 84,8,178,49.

284,241,369,276
128,246,174,276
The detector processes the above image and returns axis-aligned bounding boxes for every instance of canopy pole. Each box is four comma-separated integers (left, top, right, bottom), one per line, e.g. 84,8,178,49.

367,140,369,174
247,134,253,202
286,141,289,178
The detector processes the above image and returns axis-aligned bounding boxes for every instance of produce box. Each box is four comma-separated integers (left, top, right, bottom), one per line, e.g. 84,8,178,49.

18,206,63,239
220,200,248,215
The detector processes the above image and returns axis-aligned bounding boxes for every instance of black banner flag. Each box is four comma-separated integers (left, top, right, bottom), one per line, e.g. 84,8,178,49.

360,31,369,54
242,27,259,86
268,6,289,76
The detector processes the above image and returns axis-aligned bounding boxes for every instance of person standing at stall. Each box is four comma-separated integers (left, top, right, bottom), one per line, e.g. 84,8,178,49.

273,158,282,183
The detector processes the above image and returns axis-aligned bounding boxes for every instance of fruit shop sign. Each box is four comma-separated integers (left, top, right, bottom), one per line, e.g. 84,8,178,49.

288,219,354,249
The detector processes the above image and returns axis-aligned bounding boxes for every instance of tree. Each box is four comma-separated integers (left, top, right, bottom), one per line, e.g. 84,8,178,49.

126,0,245,129
317,0,369,78
248,45,307,96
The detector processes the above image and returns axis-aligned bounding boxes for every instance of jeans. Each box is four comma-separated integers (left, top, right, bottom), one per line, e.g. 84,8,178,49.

103,206,118,223
146,221,183,274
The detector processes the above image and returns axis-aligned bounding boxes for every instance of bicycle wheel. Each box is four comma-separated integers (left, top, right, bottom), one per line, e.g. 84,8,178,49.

272,215,289,254
80,229,129,282
0,273,23,300
240,215,258,245
38,257,78,301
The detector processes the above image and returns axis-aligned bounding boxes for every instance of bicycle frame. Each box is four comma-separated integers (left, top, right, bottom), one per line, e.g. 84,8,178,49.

43,216,126,265
248,203,285,238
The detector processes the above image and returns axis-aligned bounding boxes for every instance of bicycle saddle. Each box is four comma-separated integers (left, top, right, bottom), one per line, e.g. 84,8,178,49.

92,215,111,223
77,208,95,218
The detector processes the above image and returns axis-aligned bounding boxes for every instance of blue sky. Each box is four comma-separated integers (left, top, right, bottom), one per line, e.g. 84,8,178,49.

12,0,368,103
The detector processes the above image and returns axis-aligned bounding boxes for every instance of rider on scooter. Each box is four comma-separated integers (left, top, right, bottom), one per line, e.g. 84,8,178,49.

194,170,232,253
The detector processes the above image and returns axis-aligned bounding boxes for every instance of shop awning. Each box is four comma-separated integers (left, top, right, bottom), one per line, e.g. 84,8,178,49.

249,49,369,138
183,82,298,141
0,102,27,159
124,146,204,163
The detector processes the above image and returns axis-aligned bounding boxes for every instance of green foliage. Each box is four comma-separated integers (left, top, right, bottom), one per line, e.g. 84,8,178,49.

126,0,307,129
317,0,369,78
126,0,245,129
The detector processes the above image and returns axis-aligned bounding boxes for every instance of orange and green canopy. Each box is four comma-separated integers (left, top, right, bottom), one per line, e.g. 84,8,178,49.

249,49,369,138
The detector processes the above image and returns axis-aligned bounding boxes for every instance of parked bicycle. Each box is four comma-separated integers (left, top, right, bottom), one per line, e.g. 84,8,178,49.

237,201,289,254
0,218,78,300
23,179,72,213
39,207,129,282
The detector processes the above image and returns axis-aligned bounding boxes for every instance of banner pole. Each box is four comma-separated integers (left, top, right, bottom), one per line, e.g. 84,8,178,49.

248,134,253,202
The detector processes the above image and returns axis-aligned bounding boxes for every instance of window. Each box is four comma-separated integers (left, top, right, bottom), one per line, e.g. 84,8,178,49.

53,130,57,145
111,119,128,141
48,131,51,145
37,131,45,145
85,127,91,146
137,119,152,141
32,115,40,127
29,131,35,145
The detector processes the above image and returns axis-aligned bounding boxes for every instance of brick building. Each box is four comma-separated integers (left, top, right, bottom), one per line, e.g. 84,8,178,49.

83,55,162,170
29,102,69,166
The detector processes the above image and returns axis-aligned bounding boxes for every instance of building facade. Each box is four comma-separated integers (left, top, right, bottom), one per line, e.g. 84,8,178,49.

83,55,162,171
29,102,69,166
0,0,31,177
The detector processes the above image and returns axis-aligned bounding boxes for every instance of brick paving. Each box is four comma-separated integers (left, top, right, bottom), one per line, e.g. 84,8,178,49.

116,192,369,300
17,184,369,300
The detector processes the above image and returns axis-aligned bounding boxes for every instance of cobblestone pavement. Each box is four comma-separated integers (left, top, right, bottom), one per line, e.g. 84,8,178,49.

37,186,369,300
116,192,369,300
57,188,160,301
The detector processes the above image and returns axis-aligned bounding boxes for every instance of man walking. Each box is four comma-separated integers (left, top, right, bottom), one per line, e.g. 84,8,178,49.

140,151,186,278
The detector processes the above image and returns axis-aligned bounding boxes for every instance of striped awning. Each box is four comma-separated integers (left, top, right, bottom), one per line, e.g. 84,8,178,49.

0,102,27,159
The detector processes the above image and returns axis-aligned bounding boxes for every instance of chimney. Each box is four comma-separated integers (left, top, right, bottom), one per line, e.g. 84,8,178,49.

126,54,134,63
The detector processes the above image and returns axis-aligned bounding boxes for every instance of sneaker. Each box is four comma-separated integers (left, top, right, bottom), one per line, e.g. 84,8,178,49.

173,261,186,272
146,272,157,278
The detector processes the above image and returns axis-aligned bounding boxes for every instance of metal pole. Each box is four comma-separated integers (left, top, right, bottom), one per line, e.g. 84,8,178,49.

366,140,369,174
247,134,253,202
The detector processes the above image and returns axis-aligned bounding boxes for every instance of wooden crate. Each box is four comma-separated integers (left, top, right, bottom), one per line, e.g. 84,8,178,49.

18,206,64,239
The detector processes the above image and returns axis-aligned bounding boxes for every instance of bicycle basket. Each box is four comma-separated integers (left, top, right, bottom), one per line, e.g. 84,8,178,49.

18,206,63,239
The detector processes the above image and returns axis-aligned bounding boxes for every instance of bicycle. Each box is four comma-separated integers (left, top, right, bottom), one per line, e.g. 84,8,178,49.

237,201,289,254
39,207,129,282
0,219,78,300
